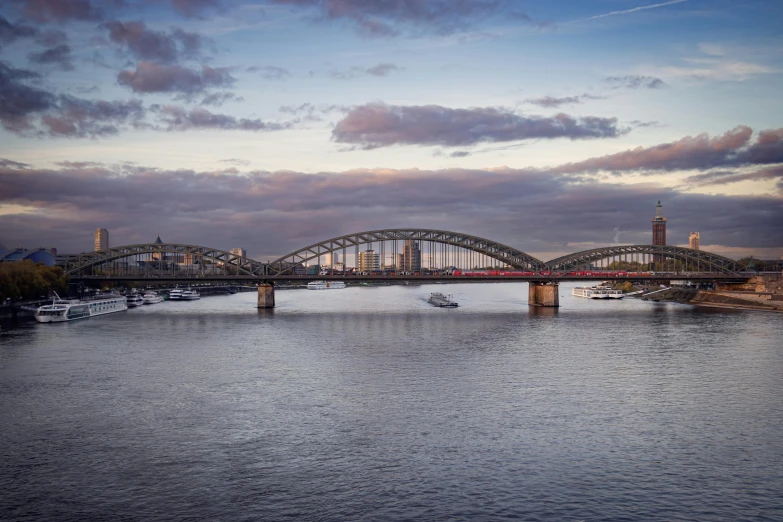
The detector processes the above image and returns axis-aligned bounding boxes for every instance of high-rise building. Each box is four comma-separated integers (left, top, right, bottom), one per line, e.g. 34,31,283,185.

358,249,380,272
400,240,421,271
652,201,666,265
94,228,109,252
689,232,700,250
230,247,247,258
323,252,339,267
652,201,666,246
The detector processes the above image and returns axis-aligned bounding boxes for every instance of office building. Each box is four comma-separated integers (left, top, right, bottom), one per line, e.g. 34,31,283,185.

689,232,700,250
94,228,109,252
230,247,247,258
400,240,421,271
358,249,380,272
323,252,339,267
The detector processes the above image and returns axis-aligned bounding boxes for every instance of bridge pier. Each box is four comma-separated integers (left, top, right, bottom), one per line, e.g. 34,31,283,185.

528,282,560,307
257,283,275,308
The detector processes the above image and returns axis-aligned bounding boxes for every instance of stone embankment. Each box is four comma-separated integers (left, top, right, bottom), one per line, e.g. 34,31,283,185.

639,275,783,312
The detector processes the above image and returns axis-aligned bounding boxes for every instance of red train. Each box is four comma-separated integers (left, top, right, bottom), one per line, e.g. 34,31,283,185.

451,270,644,277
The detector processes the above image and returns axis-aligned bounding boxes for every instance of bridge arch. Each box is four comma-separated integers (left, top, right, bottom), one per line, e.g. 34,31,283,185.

60,243,266,276
544,245,746,274
268,229,545,274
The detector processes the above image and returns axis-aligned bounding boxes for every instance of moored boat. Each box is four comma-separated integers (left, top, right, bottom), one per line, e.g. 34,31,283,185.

126,294,144,307
142,291,164,304
168,289,184,300
181,289,201,300
307,281,346,290
35,292,127,323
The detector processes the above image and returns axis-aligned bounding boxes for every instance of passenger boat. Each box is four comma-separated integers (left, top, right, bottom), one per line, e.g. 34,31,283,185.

572,286,624,299
168,289,184,300
126,294,144,307
181,289,201,300
428,292,459,308
34,293,128,323
142,291,164,304
307,281,346,290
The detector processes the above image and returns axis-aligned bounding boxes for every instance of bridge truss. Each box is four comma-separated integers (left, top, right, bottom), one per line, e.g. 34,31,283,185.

58,231,749,281
266,229,546,274
60,243,266,277
544,245,745,274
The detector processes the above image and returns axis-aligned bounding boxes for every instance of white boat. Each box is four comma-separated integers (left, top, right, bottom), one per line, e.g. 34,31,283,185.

572,286,624,299
142,291,164,304
168,289,184,300
181,289,200,300
126,294,144,307
307,281,346,290
34,295,91,323
428,292,458,307
35,293,127,323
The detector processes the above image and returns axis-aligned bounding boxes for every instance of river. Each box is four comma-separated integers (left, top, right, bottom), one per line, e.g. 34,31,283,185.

1,283,782,521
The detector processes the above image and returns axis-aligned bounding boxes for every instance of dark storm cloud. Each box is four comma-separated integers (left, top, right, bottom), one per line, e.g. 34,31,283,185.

152,105,292,131
104,20,208,63
28,44,74,70
330,63,402,79
551,125,783,174
268,0,503,36
1,163,781,257
526,93,604,108
0,61,55,132
606,75,667,89
117,61,235,94
9,0,107,23
333,102,624,149
0,15,38,43
245,65,291,80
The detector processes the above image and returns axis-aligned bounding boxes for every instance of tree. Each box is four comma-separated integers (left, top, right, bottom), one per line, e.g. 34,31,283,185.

0,261,68,301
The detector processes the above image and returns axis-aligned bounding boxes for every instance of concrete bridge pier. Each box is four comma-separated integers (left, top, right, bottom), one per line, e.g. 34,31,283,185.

528,282,560,307
257,283,275,308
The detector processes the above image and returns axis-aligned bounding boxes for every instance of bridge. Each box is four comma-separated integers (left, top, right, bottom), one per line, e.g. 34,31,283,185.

56,228,751,308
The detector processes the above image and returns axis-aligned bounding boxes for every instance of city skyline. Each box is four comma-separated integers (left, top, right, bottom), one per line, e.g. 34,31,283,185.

0,0,781,260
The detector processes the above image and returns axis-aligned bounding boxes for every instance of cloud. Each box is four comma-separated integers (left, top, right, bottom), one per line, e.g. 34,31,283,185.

525,93,605,108
246,65,291,80
568,0,687,24
9,0,107,23
606,75,667,89
168,0,221,18
0,158,30,169
104,20,209,63
0,61,55,133
330,63,403,79
199,91,243,106
40,96,145,138
28,44,74,70
151,105,292,132
332,102,624,149
550,125,783,175
117,61,235,94
683,166,783,187
0,15,38,42
268,0,503,36
1,162,780,258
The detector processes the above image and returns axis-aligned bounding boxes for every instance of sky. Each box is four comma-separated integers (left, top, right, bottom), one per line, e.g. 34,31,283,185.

0,0,782,261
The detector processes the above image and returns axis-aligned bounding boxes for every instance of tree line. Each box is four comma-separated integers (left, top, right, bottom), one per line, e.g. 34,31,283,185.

0,261,69,302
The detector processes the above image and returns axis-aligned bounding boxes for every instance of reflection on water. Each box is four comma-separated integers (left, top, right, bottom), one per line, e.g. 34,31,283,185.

1,283,782,521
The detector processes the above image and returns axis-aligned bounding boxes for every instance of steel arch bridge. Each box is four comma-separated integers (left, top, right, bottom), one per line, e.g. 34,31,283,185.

266,228,546,274
59,243,265,277
544,245,745,274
